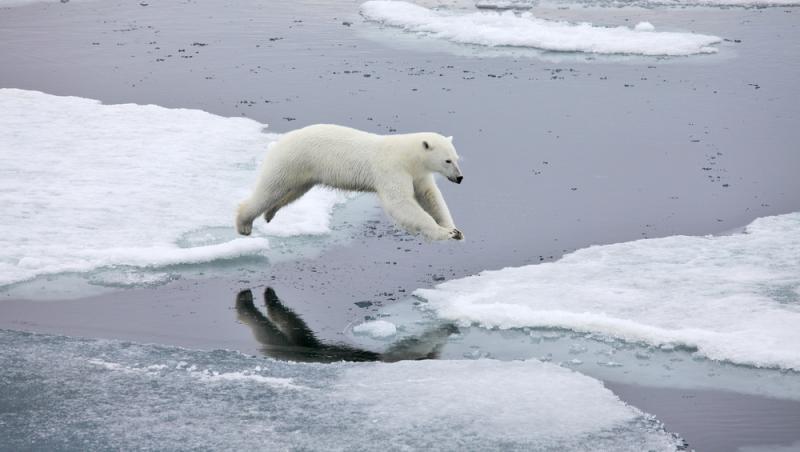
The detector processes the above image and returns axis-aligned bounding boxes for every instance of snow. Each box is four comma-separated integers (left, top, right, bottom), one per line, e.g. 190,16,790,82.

0,89,347,287
415,212,800,371
635,21,655,32
360,1,721,56
0,329,682,451
352,319,398,338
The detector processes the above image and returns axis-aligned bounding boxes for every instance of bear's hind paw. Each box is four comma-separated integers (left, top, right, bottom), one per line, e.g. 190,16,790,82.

450,228,464,241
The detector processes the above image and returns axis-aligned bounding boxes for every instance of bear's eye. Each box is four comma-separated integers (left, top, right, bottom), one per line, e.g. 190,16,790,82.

445,159,452,164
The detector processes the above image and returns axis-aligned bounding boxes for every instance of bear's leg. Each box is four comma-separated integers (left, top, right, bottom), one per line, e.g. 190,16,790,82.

378,184,460,241
264,183,314,223
236,182,292,235
414,176,456,228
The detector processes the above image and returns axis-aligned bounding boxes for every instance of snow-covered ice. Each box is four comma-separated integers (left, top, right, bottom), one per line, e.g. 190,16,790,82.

0,89,347,287
360,1,721,56
0,329,683,451
415,212,800,371
352,319,398,338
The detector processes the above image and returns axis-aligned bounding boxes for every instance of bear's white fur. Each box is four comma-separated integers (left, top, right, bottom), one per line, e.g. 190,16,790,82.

236,124,464,241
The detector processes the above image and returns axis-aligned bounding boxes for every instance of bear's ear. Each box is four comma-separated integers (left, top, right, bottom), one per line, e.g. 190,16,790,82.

447,136,453,142
422,140,431,150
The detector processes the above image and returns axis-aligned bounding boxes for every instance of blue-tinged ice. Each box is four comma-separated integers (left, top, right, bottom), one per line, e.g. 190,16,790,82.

0,329,683,451
415,212,800,371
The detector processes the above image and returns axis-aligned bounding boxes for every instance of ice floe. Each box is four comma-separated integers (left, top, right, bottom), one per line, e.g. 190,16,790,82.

360,1,721,56
0,329,683,451
0,89,346,287
415,212,800,371
352,319,398,338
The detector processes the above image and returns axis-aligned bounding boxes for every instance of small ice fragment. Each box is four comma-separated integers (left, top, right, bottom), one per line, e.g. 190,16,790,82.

598,361,624,368
463,349,482,359
569,344,588,354
635,22,656,32
353,320,397,338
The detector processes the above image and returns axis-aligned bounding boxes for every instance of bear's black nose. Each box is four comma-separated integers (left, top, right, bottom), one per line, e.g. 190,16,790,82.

456,176,463,184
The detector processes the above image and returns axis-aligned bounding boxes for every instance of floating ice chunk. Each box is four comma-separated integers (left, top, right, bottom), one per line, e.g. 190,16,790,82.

89,357,304,389
79,238,270,269
188,368,304,389
0,89,347,287
337,359,678,449
88,269,179,288
416,212,800,371
635,21,655,32
352,319,398,338
360,1,721,56
1,329,683,451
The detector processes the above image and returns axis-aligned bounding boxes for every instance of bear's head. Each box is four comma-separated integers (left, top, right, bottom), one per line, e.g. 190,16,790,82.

420,134,463,184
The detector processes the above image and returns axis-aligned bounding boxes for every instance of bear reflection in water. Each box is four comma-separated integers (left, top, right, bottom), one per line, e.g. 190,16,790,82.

236,288,457,362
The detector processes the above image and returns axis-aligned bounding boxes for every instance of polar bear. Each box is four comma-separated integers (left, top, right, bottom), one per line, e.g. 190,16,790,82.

236,124,464,241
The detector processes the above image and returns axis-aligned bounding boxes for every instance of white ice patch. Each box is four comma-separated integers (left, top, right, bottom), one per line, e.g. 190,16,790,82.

88,358,304,389
0,89,346,287
1,330,682,451
255,187,350,238
352,319,398,338
634,21,655,32
416,212,800,371
360,1,721,56
337,359,675,448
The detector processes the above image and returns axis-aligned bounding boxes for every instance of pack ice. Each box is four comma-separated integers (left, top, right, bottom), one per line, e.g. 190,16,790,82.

416,212,800,371
360,1,721,56
0,89,346,287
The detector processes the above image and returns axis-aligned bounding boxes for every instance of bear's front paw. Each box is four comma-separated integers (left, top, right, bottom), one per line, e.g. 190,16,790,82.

450,228,464,241
236,217,253,236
